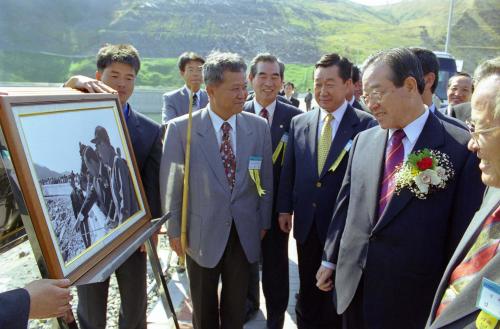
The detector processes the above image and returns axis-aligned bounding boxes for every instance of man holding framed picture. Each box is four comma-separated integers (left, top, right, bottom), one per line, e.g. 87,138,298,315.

64,44,162,329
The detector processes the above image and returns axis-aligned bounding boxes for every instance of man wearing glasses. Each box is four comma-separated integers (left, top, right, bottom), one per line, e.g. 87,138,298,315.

316,48,484,328
427,57,499,329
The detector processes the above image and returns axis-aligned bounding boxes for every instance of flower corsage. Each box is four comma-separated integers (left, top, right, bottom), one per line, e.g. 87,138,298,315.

394,148,454,199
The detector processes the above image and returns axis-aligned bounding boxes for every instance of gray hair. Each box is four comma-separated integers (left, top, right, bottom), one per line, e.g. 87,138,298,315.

474,57,500,120
203,51,247,86
249,53,285,80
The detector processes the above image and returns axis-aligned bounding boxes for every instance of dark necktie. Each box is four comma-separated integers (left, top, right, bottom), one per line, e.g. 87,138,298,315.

436,204,499,317
378,129,406,219
260,108,269,124
220,122,236,189
192,93,198,108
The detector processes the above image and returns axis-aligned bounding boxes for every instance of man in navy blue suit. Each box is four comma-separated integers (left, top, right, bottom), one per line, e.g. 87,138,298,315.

0,278,72,329
317,48,484,329
277,53,375,329
64,43,162,329
243,53,302,328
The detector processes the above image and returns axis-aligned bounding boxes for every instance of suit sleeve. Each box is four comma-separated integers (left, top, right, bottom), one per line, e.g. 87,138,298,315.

162,94,178,124
259,123,274,230
142,125,163,219
446,151,485,259
323,133,359,264
0,288,30,329
276,118,296,213
160,121,184,238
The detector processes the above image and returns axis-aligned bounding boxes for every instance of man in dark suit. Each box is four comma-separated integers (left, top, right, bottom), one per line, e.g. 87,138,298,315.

410,47,467,129
346,65,367,112
161,51,273,329
427,57,500,329
0,279,71,329
162,52,209,123
284,81,301,108
64,43,163,329
317,48,484,329
277,53,375,329
243,53,302,328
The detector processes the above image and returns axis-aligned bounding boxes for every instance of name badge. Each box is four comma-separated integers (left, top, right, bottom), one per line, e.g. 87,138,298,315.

249,156,262,170
281,133,289,143
476,278,500,319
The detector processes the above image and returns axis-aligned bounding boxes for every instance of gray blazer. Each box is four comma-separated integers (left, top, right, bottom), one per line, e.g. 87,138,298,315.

427,187,499,329
160,108,273,268
162,87,209,124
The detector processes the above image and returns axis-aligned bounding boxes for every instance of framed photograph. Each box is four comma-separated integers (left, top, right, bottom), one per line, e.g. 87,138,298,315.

0,91,151,282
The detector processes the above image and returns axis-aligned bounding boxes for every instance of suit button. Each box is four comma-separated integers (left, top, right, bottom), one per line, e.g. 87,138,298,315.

312,202,317,208
316,182,322,188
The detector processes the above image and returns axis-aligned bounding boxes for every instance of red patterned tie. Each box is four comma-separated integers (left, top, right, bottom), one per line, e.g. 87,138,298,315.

436,204,500,317
260,108,269,124
378,129,406,219
220,122,236,189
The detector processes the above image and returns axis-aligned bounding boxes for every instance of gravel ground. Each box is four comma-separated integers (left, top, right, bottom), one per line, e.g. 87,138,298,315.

0,235,171,328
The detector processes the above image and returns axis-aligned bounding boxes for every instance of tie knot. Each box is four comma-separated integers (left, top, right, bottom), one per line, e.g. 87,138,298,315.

324,113,333,124
260,108,269,116
392,129,406,143
221,122,231,133
192,93,198,106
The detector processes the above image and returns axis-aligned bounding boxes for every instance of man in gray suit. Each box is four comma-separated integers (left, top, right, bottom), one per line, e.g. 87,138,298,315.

161,51,273,329
427,57,499,329
162,52,209,123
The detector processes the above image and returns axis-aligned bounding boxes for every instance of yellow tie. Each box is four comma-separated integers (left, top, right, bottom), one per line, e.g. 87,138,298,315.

318,113,333,175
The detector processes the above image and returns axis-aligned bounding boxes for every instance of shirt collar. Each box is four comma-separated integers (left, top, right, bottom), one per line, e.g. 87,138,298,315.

348,95,355,106
389,109,429,145
208,105,237,133
184,85,201,98
253,99,277,117
319,100,348,123
428,103,436,113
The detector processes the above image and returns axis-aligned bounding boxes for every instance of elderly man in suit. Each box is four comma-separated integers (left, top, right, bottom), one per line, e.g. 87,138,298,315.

64,43,163,329
316,48,485,329
161,51,273,329
410,48,467,129
0,279,71,329
426,57,500,329
243,53,302,328
443,73,473,122
277,53,375,329
162,52,209,123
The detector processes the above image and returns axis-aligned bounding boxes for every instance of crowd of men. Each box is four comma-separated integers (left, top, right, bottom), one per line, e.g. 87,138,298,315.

0,43,498,329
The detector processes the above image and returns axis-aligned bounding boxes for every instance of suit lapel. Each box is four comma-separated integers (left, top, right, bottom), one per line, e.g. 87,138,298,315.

374,112,445,233
196,109,231,193
365,128,388,225
125,106,144,168
271,102,287,150
232,113,253,200
305,109,321,177
431,187,500,327
319,106,357,179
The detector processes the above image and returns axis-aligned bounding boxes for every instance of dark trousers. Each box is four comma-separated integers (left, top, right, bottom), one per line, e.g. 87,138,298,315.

187,223,250,329
342,278,368,329
296,226,342,329
246,217,290,329
77,249,147,329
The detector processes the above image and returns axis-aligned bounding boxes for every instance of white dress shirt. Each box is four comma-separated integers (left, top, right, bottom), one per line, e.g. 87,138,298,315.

253,99,277,126
318,100,348,144
184,85,202,109
348,95,356,107
208,106,237,155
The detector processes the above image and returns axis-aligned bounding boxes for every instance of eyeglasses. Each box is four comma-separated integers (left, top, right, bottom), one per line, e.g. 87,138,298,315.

466,120,500,143
361,88,395,106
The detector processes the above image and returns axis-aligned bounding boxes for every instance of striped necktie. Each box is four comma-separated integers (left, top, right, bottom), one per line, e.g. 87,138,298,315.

378,129,405,219
317,113,333,176
192,93,198,108
436,203,500,317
